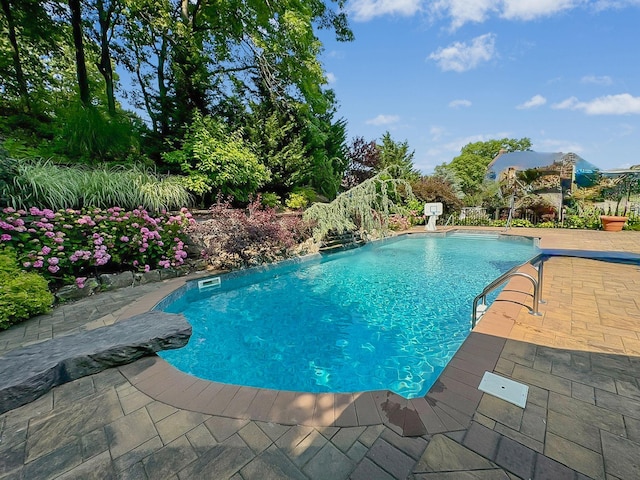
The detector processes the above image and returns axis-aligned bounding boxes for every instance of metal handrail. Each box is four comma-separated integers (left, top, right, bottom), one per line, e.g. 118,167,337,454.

472,254,547,328
444,214,454,227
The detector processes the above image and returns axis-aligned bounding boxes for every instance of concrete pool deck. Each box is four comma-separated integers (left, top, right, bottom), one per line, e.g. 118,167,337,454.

0,227,639,479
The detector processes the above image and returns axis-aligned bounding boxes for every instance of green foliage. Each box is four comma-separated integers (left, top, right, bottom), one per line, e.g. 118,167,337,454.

378,132,419,180
285,193,309,210
53,103,141,162
624,213,640,231
446,138,532,195
163,112,270,203
536,221,558,228
260,192,281,208
3,160,191,212
0,247,53,329
303,169,413,241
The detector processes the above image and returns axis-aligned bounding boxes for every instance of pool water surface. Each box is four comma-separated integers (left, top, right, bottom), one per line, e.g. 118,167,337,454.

158,234,538,398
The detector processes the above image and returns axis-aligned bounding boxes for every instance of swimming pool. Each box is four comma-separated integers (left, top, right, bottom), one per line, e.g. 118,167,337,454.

157,234,539,398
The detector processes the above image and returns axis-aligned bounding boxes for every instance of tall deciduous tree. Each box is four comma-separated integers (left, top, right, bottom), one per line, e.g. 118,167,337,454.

445,137,532,196
68,0,91,105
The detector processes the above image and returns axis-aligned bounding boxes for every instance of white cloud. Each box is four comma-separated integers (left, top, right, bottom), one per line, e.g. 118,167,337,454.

552,93,640,114
427,0,633,30
428,33,496,72
348,0,422,21
365,114,400,126
429,126,447,140
581,75,613,85
428,0,497,30
500,0,578,21
449,99,472,108
536,138,584,153
326,72,337,84
517,94,547,109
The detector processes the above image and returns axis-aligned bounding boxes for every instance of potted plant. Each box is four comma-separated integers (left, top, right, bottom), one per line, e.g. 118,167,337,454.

598,167,640,231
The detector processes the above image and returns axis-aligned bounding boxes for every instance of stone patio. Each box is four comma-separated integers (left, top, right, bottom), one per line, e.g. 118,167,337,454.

0,228,639,479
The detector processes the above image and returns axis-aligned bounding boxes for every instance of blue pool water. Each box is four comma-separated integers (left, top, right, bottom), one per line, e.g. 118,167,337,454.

158,234,539,398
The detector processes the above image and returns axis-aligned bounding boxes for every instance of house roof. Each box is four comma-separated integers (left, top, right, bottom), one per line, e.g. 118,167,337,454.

486,151,600,187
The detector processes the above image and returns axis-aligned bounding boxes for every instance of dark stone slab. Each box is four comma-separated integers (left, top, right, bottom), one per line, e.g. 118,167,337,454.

0,312,191,414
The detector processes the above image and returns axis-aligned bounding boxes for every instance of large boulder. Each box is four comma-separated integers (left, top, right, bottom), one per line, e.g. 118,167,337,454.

0,312,191,414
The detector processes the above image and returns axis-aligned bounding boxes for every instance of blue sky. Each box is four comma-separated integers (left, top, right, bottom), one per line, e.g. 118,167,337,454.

318,0,640,174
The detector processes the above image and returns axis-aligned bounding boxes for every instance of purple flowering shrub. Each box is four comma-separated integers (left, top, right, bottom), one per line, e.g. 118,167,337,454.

0,206,194,286
189,197,312,270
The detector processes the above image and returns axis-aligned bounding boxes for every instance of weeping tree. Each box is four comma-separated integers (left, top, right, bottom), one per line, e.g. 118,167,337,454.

303,169,413,241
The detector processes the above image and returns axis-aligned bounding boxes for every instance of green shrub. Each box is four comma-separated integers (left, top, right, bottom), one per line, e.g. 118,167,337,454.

260,192,281,208
536,221,557,228
285,192,309,210
0,248,53,329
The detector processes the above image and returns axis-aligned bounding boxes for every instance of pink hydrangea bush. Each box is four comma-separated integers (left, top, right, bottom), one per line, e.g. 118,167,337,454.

0,206,194,286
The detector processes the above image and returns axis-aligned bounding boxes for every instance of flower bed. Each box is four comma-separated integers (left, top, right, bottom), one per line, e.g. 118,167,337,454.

0,206,194,287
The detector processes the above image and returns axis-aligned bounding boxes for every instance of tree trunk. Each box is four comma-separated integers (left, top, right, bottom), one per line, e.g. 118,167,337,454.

95,0,116,115
68,0,90,106
1,0,31,111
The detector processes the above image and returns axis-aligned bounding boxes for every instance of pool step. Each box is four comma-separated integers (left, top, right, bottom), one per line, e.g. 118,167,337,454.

320,231,365,252
449,232,500,240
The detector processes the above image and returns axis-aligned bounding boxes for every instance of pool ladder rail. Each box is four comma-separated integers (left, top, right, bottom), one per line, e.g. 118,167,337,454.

472,254,547,328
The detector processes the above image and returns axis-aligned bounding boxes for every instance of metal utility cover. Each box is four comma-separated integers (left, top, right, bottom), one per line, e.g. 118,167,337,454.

478,372,528,408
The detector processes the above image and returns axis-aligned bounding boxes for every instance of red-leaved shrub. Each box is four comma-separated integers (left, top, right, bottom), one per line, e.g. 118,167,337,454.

189,197,312,270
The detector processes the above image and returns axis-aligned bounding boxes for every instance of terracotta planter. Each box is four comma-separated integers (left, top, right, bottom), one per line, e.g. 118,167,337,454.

600,215,628,232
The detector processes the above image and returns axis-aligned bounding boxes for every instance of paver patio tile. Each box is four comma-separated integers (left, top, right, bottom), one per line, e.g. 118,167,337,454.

349,457,395,480
494,435,536,479
185,423,217,455
145,400,178,423
366,437,415,479
177,434,253,480
0,440,25,477
533,453,576,480
413,434,495,473
255,421,290,442
205,416,249,443
546,410,601,452
56,450,115,480
357,424,385,447
380,427,428,460
285,428,327,468
462,422,500,460
155,409,209,445
511,364,571,395
117,389,153,415
142,435,198,479
303,441,355,480
238,421,272,454
330,425,366,452
346,440,368,462
595,388,640,420
476,394,523,431
80,427,109,460
239,444,306,480
112,436,163,473
105,407,157,459
571,381,596,404
624,415,640,443
26,389,123,462
22,439,83,480
53,376,96,406
548,391,625,435
493,422,543,453
545,431,604,480
601,429,640,479
551,362,617,392
413,471,510,479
